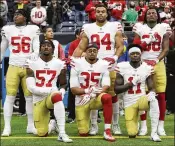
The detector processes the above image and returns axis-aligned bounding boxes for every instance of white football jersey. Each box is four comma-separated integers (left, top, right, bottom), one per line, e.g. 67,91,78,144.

117,62,153,108
29,57,65,103
1,25,40,66
30,7,47,24
134,23,172,60
83,22,123,59
70,57,110,106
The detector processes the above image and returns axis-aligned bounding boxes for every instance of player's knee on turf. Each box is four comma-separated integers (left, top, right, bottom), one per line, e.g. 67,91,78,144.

37,128,48,137
127,125,138,136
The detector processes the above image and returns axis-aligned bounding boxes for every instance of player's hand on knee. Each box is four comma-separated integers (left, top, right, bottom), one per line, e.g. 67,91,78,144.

79,94,91,105
147,91,156,101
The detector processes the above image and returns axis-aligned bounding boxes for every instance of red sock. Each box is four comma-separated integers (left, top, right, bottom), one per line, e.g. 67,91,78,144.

101,94,113,124
157,93,166,121
140,111,147,121
112,95,118,103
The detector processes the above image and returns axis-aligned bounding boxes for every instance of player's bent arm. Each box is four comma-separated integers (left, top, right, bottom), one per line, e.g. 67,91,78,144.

114,73,133,94
26,68,50,96
146,74,155,92
157,33,169,61
70,68,86,95
0,36,8,62
115,31,124,59
72,32,89,57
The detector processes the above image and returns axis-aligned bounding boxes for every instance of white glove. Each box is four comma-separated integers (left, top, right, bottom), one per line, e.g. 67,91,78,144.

79,94,91,105
131,75,141,86
85,86,103,95
147,91,156,101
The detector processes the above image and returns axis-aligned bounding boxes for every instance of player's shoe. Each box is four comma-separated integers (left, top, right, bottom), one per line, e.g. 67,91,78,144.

58,133,73,143
1,128,11,137
150,132,162,142
104,129,115,142
138,127,148,136
157,128,166,136
89,124,98,135
112,124,122,135
157,121,166,136
26,125,37,134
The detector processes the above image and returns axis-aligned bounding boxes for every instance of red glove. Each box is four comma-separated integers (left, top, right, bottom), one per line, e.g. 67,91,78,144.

103,56,118,65
144,59,159,66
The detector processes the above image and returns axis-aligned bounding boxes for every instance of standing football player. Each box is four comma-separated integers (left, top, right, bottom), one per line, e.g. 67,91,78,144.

26,40,72,143
114,44,161,142
70,43,115,142
73,3,124,135
133,8,172,136
1,9,40,136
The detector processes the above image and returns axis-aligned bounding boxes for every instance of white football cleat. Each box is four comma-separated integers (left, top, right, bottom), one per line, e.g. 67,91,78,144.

104,129,115,142
58,133,73,143
158,121,166,136
138,128,148,136
1,128,11,137
150,133,162,142
26,125,37,134
112,124,122,135
89,124,98,135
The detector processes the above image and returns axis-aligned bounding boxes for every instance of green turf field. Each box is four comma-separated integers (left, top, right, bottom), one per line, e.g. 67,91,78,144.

1,113,174,146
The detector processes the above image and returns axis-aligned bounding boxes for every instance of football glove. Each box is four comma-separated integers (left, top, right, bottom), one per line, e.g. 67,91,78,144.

144,59,159,66
79,94,91,105
147,91,156,101
103,55,118,65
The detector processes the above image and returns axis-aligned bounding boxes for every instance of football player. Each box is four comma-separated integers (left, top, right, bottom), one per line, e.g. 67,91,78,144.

73,3,124,135
70,43,115,142
1,9,40,136
133,8,172,136
26,40,72,143
114,44,161,142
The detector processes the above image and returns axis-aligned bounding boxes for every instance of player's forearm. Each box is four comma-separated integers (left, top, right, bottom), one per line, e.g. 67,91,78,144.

71,87,86,96
157,48,169,61
73,47,84,57
114,83,133,94
115,44,124,58
26,77,50,96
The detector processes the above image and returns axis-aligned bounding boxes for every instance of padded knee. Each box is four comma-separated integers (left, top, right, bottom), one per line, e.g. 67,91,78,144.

37,128,48,137
127,128,138,136
51,94,62,104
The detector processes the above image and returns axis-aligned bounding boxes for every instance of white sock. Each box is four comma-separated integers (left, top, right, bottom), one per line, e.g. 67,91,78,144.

54,101,65,134
90,110,98,125
3,96,16,129
149,99,160,134
140,120,147,129
158,120,165,130
112,102,119,125
25,96,34,127
105,124,111,130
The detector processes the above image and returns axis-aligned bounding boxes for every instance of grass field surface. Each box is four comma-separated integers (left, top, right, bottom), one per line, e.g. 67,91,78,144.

0,113,174,146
